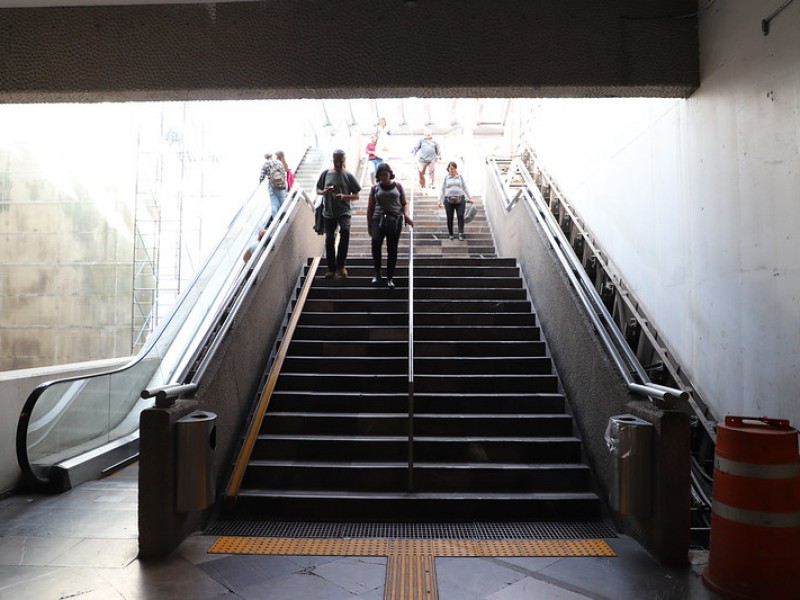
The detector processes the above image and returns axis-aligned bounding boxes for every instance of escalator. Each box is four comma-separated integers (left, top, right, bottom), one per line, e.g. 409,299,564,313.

15,146,328,493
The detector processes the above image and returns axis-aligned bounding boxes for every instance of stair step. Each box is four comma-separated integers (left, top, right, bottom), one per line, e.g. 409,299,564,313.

280,356,552,375
262,413,575,436
297,312,536,326
309,288,528,300
275,373,559,394
267,392,568,414
251,435,583,463
242,461,592,493
233,489,602,521
286,340,546,357
292,326,542,342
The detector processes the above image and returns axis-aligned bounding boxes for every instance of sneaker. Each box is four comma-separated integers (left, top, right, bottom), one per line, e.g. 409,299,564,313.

386,278,395,288
336,267,348,279
448,234,454,240
324,270,336,279
458,233,466,240
371,276,382,285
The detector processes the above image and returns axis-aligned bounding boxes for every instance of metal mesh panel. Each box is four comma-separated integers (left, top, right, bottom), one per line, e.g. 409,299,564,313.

205,519,617,540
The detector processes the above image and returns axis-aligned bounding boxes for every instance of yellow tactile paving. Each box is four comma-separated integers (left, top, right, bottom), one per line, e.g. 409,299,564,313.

385,553,438,600
208,536,390,556
208,536,615,558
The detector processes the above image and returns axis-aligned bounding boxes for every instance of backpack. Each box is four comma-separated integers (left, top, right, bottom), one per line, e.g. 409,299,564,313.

269,160,287,190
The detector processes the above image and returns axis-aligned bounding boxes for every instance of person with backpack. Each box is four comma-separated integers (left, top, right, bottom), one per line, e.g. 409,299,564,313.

275,150,294,191
259,151,288,218
438,161,474,240
366,162,413,288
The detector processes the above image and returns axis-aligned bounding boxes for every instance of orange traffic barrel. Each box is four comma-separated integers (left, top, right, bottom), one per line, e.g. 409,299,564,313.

702,416,800,599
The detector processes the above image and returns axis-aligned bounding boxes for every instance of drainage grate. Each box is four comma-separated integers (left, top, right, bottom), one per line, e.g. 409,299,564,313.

205,520,617,540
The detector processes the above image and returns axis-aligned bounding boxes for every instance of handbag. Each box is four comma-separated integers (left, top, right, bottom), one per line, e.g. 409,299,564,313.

313,202,325,235
447,195,464,204
378,212,402,235
464,203,478,224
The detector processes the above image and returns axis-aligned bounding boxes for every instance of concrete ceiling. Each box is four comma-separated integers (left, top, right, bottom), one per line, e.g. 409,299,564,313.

0,0,700,103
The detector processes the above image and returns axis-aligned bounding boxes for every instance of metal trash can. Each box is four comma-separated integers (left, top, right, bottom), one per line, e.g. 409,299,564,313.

175,410,217,512
605,414,653,517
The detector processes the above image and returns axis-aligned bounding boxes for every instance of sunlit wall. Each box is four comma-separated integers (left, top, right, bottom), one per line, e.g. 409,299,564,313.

0,99,317,370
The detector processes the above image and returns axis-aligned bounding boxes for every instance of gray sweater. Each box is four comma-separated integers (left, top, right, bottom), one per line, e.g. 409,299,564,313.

411,138,441,163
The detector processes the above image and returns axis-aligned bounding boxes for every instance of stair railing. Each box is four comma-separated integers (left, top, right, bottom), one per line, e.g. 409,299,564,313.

487,155,691,409
490,150,716,544
406,187,416,492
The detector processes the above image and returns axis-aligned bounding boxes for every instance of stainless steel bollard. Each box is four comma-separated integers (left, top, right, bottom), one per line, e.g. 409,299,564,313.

605,414,653,517
175,410,217,512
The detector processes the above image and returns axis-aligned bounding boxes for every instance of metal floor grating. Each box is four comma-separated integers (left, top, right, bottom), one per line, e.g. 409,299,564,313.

205,520,617,540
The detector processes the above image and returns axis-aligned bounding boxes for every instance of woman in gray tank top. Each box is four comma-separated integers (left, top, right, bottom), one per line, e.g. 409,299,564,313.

366,162,414,288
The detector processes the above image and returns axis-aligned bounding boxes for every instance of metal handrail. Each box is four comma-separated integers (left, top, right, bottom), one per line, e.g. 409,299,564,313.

510,142,716,441
406,187,416,493
487,155,690,408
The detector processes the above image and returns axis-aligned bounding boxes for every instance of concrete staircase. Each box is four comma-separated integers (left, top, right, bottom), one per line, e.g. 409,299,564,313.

231,158,602,521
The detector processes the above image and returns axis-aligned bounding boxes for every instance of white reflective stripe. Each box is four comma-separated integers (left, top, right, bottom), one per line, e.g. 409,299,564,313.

713,500,800,528
715,455,800,479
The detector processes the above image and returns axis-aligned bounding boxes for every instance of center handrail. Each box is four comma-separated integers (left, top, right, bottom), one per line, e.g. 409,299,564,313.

406,186,415,493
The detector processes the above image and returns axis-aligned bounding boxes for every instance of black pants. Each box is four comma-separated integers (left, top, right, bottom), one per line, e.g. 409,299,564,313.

324,214,351,271
370,218,402,279
445,200,466,235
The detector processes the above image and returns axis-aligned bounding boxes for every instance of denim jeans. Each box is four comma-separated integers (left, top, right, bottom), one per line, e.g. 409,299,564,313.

269,187,287,217
368,158,384,181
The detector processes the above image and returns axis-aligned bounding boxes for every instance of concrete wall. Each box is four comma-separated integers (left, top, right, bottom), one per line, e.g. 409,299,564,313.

521,1,800,428
0,105,139,370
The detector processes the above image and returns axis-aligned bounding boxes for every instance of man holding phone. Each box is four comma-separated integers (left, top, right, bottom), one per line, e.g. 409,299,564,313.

315,149,362,279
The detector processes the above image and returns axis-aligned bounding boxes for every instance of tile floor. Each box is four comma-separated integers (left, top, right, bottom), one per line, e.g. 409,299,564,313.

0,465,723,600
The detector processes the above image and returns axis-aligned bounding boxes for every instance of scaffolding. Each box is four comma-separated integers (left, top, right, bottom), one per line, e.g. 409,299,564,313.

131,104,191,354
